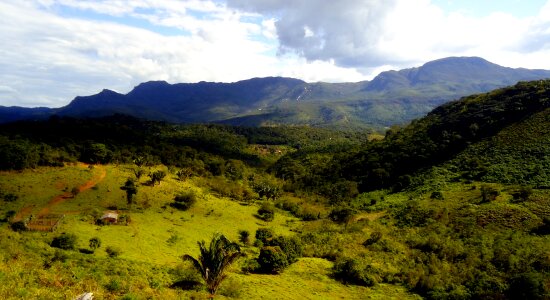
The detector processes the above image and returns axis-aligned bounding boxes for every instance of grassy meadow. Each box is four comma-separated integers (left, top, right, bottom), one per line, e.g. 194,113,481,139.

0,164,419,299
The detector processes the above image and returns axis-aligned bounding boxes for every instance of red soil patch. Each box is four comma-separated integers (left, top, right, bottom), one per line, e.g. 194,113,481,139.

14,165,107,220
13,205,35,222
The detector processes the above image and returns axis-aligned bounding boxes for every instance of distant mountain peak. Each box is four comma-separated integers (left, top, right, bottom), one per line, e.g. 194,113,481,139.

2,57,550,128
98,89,121,95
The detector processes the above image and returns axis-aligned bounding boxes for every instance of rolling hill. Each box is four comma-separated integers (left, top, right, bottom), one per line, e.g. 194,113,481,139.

1,79,550,299
2,57,550,129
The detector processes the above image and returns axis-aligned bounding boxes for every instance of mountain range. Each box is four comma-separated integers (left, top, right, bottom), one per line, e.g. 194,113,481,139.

2,56,550,129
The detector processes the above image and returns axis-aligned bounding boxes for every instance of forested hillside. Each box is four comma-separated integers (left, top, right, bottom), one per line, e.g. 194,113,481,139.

0,80,549,299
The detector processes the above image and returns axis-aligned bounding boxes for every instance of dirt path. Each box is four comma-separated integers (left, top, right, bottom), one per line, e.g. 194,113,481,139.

13,165,107,221
13,205,35,222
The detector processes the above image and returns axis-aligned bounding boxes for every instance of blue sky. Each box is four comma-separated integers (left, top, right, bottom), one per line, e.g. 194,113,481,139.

434,0,547,17
1,0,550,107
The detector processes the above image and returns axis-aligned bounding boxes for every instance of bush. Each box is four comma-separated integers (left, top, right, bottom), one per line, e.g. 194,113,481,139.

332,257,378,286
510,185,533,202
89,237,101,251
507,272,548,300
238,230,250,245
266,236,303,264
255,228,274,244
257,202,275,222
207,177,256,202
328,206,356,225
430,191,444,200
258,246,288,274
150,170,166,185
297,205,323,221
51,233,78,250
106,246,122,258
104,278,123,293
171,191,197,211
241,258,261,274
480,184,500,203
3,193,18,202
10,221,27,232
363,231,382,246
255,235,303,274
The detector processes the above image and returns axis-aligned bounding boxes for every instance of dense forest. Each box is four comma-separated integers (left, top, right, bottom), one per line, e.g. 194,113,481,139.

0,80,549,299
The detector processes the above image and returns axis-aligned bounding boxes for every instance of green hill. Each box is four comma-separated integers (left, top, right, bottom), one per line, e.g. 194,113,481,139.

1,80,550,299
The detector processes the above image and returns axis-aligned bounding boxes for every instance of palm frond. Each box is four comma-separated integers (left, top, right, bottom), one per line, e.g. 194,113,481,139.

181,233,244,295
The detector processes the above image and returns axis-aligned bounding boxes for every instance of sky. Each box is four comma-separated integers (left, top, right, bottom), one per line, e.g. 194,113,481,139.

1,0,550,107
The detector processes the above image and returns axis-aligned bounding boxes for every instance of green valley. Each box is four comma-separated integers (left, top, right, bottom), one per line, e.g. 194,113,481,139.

0,80,550,299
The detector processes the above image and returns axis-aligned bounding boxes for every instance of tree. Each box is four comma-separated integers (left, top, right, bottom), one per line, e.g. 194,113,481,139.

329,206,356,227
133,167,145,180
150,170,166,186
81,142,111,164
258,246,288,274
252,180,281,201
238,230,250,245
120,178,138,206
51,233,78,250
255,228,274,244
171,191,196,211
182,233,244,295
70,187,80,198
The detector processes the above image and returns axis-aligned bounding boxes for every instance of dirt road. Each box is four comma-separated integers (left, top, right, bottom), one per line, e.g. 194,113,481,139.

13,164,106,221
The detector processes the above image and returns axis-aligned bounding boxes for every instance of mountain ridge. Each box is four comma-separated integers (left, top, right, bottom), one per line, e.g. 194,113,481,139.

2,57,550,129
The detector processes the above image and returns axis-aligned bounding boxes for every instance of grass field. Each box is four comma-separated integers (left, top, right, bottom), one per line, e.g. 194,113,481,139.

0,164,421,299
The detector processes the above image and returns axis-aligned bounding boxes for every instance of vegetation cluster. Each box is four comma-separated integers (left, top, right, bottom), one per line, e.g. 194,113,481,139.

0,80,549,299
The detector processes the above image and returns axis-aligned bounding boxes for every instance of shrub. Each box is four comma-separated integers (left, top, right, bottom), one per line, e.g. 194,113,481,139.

255,235,303,274
328,206,356,226
241,258,261,274
89,237,101,251
480,184,500,203
149,170,166,185
207,177,255,202
10,221,27,232
106,246,121,258
363,231,382,246
238,230,250,245
70,187,80,198
3,210,16,222
268,236,302,264
510,185,533,202
3,193,18,202
532,217,550,235
104,278,123,293
430,191,444,200
257,202,275,222
258,246,288,274
332,257,378,286
171,191,197,211
507,272,548,300
255,228,274,244
297,205,323,221
51,233,78,250
275,197,300,215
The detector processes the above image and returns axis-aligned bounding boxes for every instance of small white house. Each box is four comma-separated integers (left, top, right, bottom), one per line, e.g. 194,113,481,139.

100,211,118,224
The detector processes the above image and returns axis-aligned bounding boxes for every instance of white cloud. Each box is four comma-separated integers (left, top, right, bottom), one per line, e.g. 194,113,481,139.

0,0,290,107
228,0,550,71
2,0,550,108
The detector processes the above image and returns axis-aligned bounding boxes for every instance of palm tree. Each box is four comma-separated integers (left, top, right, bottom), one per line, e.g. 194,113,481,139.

182,233,244,296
